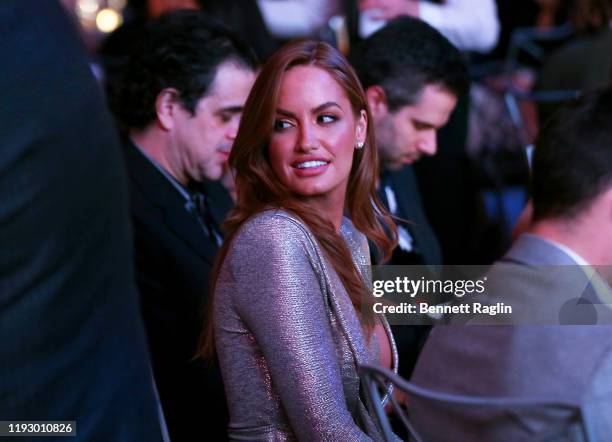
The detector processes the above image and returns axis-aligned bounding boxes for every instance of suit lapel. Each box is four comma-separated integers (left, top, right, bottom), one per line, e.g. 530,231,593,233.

162,204,218,265
389,166,421,220
389,166,441,264
124,140,219,265
197,179,233,229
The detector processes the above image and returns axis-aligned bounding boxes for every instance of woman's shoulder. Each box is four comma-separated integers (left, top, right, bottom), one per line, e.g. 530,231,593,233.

226,209,318,259
340,216,363,242
236,208,312,239
340,217,370,263
218,209,326,292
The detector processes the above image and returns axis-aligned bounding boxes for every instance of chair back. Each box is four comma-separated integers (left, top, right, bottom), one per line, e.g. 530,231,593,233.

360,364,588,442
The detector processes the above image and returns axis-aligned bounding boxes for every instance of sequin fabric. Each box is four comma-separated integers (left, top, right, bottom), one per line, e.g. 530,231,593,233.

214,209,398,441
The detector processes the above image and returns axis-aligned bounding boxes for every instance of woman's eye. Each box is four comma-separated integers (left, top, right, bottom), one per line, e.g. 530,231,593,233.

274,119,292,131
318,114,337,124
220,113,232,124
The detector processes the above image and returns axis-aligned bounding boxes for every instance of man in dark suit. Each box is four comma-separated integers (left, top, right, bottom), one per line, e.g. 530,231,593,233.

352,16,469,267
0,1,163,440
351,16,469,377
410,88,612,440
109,11,258,441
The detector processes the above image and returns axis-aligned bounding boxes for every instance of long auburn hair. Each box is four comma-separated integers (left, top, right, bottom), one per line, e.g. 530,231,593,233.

199,39,397,358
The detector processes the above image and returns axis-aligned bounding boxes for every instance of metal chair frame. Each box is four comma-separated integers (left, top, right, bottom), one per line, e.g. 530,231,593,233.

360,363,589,442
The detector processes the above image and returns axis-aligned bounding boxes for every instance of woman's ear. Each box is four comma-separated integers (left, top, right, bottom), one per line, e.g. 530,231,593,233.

355,109,368,147
155,88,181,131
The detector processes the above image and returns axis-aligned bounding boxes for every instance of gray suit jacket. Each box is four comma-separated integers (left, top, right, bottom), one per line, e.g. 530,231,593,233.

410,234,612,441
454,234,612,325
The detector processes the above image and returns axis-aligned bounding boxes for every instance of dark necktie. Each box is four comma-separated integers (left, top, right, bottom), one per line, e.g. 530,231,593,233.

188,192,223,247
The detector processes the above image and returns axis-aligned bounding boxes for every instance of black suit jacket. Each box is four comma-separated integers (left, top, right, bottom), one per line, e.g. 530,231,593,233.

376,165,443,381
0,2,162,440
123,139,231,441
380,165,442,266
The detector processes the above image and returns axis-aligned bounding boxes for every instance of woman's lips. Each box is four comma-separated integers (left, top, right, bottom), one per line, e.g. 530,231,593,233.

402,154,418,165
291,159,330,177
218,150,231,163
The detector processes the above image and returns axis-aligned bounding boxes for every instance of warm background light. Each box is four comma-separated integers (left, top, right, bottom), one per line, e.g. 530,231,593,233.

96,7,122,33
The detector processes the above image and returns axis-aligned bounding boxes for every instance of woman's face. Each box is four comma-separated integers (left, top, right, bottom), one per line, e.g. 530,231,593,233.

268,65,367,208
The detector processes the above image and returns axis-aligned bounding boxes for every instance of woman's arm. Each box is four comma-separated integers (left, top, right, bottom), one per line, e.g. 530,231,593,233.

228,213,372,441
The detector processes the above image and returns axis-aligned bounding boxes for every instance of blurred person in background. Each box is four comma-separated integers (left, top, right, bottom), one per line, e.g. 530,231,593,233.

351,16,469,376
351,16,468,267
109,10,258,441
0,1,164,440
197,0,278,60
98,0,200,86
356,6,494,267
358,0,500,53
255,0,342,39
101,0,276,62
490,0,611,241
464,0,574,263
200,0,346,61
537,0,612,123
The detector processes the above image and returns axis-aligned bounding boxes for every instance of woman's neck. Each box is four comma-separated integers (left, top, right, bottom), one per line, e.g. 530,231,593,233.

301,192,346,232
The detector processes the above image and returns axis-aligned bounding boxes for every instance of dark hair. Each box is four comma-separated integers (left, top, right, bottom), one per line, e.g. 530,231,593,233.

109,9,258,130
532,86,612,221
199,39,397,357
350,16,469,112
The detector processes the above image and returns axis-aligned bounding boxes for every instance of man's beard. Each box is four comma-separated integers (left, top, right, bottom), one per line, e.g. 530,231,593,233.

376,118,400,171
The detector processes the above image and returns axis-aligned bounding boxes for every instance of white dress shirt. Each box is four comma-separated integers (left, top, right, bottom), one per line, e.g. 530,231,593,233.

360,0,500,53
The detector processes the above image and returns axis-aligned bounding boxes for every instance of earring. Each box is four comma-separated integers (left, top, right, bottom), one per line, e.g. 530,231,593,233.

356,141,364,150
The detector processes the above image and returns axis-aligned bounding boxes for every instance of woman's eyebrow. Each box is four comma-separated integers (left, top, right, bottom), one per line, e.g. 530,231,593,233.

276,102,342,118
312,101,341,113
276,108,295,118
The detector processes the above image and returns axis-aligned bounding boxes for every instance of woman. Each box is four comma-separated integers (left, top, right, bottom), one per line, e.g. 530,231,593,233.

200,39,398,441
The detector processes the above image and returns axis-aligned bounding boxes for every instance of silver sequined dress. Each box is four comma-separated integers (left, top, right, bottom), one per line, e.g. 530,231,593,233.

214,209,398,441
